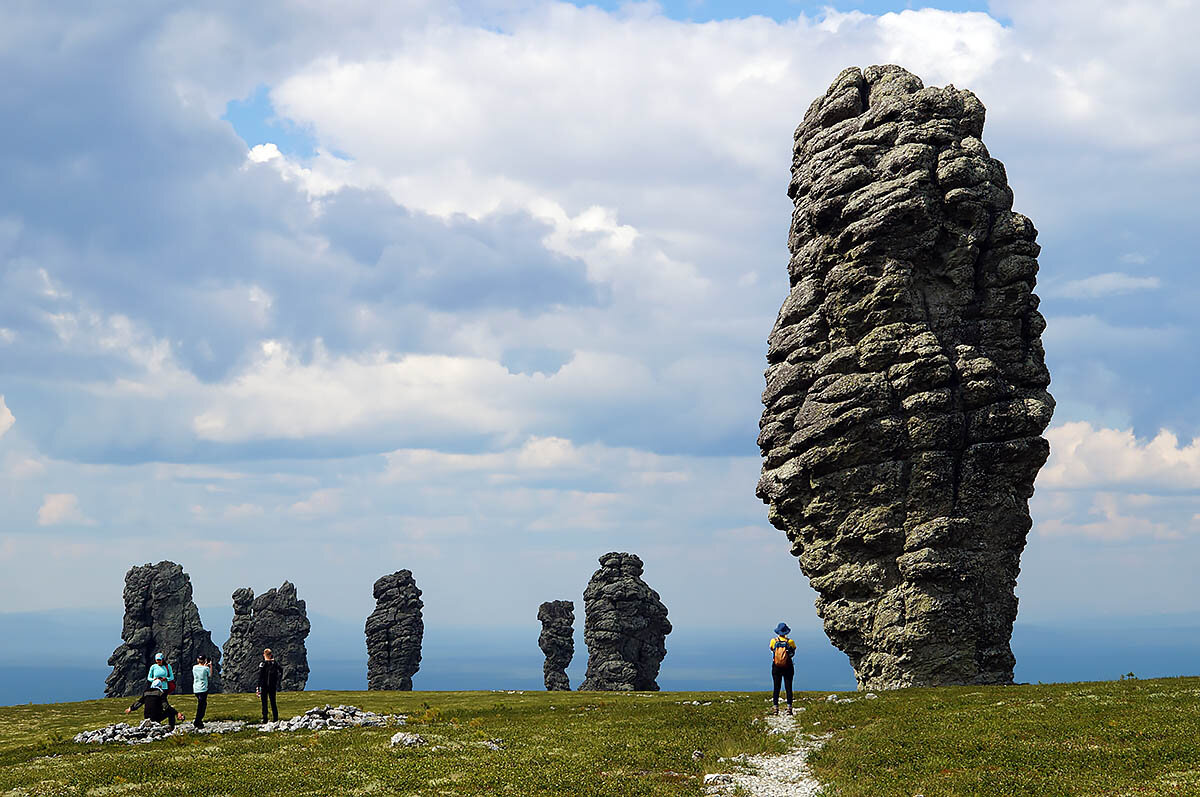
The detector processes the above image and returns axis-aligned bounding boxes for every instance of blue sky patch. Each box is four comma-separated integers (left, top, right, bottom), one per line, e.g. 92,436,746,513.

222,85,319,159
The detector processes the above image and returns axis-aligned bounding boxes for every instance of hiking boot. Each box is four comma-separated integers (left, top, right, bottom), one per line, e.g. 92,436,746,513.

787,706,793,716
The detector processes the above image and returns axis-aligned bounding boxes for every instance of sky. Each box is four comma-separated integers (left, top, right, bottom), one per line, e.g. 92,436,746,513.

2,0,1199,677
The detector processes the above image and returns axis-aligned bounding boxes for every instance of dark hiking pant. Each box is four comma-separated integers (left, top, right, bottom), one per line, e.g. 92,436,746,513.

194,692,207,728
261,690,278,723
163,700,177,729
772,664,794,706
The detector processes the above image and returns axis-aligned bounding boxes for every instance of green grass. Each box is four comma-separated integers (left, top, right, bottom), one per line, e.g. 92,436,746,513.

807,676,1200,797
1,677,1197,796
0,690,784,796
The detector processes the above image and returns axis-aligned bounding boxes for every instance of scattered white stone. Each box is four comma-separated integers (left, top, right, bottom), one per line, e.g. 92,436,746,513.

76,705,401,746
73,719,247,745
703,713,828,796
692,750,704,760
864,693,878,700
257,705,401,734
390,731,426,748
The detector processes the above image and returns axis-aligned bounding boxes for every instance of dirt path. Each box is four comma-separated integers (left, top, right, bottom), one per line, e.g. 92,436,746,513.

703,712,828,796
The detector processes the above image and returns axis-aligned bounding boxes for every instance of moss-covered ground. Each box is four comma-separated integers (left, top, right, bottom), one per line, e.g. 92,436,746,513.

0,676,1197,796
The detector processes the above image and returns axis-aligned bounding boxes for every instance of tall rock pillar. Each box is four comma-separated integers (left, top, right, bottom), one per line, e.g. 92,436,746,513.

365,570,424,690
105,561,222,697
537,600,574,691
579,552,671,691
756,65,1054,690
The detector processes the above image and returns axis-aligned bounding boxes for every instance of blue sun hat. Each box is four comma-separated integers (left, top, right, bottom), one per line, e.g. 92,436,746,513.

154,652,164,661
775,622,790,636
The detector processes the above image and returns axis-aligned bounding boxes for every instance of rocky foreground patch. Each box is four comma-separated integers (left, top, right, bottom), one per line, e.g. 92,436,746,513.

73,704,404,745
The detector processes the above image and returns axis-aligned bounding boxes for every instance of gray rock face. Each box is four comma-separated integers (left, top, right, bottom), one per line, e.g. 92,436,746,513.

579,552,671,691
220,587,256,693
756,65,1054,690
221,582,311,692
105,561,222,697
365,570,424,691
537,600,574,691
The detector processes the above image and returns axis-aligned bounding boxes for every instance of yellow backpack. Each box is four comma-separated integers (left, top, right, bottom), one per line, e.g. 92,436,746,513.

772,637,793,666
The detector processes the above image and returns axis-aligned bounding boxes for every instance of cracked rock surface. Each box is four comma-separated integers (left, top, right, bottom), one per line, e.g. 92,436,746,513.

221,581,311,692
579,552,671,691
105,561,222,697
757,65,1054,690
366,570,424,691
537,600,575,691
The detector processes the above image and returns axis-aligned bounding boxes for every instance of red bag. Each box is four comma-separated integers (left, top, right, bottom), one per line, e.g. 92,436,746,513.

167,664,177,694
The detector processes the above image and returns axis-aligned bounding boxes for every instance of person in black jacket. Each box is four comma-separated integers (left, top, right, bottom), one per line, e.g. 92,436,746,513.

125,686,182,729
256,648,283,723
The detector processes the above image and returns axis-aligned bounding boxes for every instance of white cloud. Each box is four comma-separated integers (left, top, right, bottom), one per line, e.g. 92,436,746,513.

224,503,265,519
1049,272,1161,299
1042,315,1180,352
1039,421,1200,491
0,395,13,439
1036,492,1183,542
36,493,90,526
289,487,342,516
382,435,697,489
4,455,46,479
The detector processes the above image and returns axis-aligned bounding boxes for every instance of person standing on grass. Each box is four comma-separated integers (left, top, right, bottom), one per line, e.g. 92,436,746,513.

192,654,211,729
147,652,173,692
257,648,282,723
770,622,797,715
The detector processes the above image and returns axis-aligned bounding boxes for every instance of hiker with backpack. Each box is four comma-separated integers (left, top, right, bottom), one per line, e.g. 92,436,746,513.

257,648,282,723
770,622,797,715
192,654,211,729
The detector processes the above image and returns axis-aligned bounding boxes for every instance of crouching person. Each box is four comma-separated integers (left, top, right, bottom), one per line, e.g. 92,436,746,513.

125,681,183,730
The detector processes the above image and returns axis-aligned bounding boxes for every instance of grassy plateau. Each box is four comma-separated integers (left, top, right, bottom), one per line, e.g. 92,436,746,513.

0,676,1196,796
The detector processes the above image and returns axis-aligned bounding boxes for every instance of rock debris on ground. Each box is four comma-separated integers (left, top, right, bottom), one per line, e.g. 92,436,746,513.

703,713,828,796
74,705,403,745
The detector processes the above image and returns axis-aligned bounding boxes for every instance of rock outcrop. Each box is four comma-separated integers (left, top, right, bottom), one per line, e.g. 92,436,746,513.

365,570,424,691
105,561,222,697
578,552,671,691
537,600,575,690
756,65,1054,690
221,582,311,692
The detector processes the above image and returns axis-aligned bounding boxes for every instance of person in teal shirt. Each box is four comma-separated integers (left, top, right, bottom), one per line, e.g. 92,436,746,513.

191,655,210,729
147,652,173,691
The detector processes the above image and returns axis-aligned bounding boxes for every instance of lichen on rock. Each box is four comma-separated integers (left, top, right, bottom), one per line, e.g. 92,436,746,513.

365,570,424,691
757,65,1054,690
579,552,671,691
537,600,575,691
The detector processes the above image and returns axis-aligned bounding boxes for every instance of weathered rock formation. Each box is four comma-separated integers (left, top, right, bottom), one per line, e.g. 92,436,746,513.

578,552,671,691
221,582,311,692
756,65,1054,690
105,561,222,697
365,570,424,691
537,600,574,690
